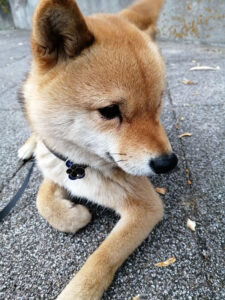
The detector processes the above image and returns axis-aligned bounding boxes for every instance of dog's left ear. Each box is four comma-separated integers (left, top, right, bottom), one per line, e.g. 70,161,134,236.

119,0,165,39
31,0,94,70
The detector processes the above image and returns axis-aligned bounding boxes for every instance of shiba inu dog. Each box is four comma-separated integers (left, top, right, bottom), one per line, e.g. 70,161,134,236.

18,0,178,299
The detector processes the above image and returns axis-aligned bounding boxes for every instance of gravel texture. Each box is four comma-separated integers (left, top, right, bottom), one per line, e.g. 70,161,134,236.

0,30,224,300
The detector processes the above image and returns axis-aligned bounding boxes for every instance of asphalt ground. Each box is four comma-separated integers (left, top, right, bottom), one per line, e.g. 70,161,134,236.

0,30,224,300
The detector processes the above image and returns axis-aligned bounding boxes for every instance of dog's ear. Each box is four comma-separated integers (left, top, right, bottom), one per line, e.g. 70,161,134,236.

31,0,94,70
119,0,164,39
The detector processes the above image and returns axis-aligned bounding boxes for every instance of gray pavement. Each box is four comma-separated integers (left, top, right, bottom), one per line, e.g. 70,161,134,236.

4,0,225,44
0,30,225,300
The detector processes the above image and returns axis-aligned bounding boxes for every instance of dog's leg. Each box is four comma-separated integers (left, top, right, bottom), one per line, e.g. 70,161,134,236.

18,134,36,160
57,180,163,300
37,179,91,233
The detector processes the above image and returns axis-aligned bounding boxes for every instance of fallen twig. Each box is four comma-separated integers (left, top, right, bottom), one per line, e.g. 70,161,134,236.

182,78,197,85
155,256,176,267
178,132,192,138
190,66,220,71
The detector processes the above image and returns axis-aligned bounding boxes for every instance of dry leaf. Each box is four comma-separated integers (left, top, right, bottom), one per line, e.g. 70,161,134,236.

132,296,140,300
187,218,196,231
132,296,147,300
155,187,167,195
193,91,200,95
178,132,192,138
187,179,192,185
155,256,176,267
191,60,200,65
182,78,197,85
190,66,220,71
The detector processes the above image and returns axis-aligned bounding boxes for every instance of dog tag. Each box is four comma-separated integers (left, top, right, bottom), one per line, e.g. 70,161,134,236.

65,160,86,180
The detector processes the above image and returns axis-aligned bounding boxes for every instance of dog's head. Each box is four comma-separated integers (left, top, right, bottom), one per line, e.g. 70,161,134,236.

24,0,177,176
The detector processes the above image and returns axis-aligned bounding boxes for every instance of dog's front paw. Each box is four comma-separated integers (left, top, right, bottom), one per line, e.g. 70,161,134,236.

37,197,91,234
18,135,36,160
56,201,92,233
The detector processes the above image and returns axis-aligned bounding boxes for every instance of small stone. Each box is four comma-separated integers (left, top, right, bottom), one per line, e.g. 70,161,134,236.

202,250,207,259
187,218,196,231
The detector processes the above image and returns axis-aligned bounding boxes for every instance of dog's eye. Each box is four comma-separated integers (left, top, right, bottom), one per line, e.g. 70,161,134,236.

98,104,122,121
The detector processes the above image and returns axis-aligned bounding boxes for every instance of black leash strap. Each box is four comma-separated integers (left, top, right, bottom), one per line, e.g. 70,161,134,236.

0,160,35,221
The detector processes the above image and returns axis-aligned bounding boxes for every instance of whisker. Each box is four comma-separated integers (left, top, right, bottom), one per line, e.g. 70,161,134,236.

97,158,128,169
115,159,127,163
98,160,115,168
110,152,127,156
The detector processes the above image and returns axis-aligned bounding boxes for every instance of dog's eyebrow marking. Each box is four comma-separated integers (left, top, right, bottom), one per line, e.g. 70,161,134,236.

89,98,125,110
109,98,126,108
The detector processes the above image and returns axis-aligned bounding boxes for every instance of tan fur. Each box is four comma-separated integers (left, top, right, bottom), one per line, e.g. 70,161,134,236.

120,0,165,37
37,178,91,233
18,1,176,299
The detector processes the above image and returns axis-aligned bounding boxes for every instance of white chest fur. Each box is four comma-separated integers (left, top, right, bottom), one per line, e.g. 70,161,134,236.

35,141,126,210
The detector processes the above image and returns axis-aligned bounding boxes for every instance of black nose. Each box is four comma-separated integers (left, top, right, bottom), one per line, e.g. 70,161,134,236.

150,153,178,174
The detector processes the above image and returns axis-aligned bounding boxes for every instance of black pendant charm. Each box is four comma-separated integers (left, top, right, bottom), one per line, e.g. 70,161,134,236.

66,160,86,180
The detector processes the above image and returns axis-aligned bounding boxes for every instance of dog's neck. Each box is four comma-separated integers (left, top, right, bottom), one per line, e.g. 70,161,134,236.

43,142,88,180
41,137,116,178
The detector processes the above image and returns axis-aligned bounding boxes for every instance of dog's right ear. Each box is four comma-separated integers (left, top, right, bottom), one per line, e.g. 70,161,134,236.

120,0,165,39
31,0,94,71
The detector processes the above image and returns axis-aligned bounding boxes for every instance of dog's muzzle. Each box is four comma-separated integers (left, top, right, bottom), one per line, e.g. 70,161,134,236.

150,152,178,174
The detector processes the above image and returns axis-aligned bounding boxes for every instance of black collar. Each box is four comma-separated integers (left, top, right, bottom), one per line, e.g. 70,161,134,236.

45,144,88,180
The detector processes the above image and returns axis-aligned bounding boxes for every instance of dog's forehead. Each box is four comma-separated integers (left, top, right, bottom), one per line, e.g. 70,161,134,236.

88,16,164,97
45,16,165,112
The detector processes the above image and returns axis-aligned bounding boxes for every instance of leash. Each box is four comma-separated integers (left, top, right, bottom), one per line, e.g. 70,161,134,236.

0,141,88,221
0,159,35,221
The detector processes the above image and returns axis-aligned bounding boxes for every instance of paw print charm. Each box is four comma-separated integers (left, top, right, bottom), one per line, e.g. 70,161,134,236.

65,160,86,180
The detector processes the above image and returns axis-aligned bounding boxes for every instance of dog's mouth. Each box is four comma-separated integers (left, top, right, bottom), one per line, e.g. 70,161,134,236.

106,152,118,165
105,151,128,170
